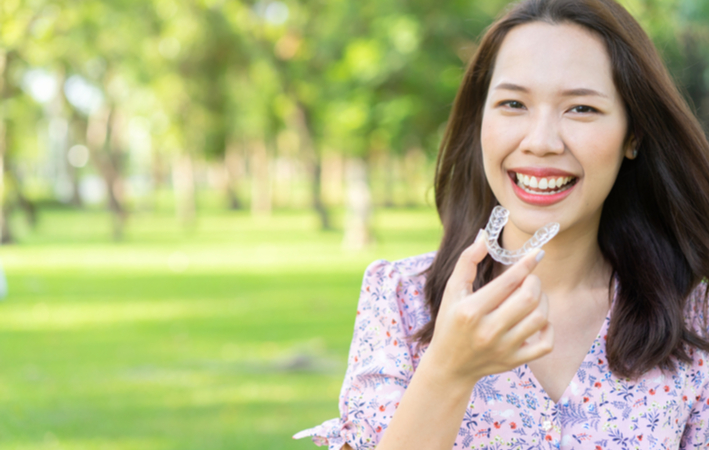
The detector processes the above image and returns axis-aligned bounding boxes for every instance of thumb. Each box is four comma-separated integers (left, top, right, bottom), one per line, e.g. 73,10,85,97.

449,229,489,296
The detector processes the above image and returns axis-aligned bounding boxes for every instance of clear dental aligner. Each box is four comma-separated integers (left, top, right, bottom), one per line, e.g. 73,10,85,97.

484,206,560,265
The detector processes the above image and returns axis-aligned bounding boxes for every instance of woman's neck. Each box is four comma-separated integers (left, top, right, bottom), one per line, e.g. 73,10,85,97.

499,221,612,297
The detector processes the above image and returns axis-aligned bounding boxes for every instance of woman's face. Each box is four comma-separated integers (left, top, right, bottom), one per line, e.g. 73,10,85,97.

481,22,633,242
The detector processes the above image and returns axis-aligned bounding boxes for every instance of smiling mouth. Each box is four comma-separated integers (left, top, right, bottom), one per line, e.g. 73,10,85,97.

509,171,578,195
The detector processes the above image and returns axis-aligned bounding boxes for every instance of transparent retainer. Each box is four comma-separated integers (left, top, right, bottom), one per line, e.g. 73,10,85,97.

484,206,560,265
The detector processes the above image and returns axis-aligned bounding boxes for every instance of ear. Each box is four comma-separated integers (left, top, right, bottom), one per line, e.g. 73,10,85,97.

624,134,639,160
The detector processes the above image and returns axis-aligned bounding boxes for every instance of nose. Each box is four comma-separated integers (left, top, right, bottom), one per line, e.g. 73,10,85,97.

519,108,565,156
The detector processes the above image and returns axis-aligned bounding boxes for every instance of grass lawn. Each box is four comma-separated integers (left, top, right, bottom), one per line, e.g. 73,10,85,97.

0,206,442,450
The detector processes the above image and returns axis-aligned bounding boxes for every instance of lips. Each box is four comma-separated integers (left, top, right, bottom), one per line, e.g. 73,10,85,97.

508,168,579,205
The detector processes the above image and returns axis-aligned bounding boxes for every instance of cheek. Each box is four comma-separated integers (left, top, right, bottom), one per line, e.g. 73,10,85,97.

480,115,496,183
573,132,626,195
480,112,494,150
480,113,516,179
567,115,626,169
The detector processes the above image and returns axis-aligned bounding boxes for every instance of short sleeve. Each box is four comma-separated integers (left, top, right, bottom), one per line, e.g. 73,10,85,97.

685,281,708,338
293,259,418,449
679,281,709,449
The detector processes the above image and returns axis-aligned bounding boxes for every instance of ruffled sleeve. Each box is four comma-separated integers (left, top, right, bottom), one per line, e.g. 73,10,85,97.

680,281,709,449
293,258,426,449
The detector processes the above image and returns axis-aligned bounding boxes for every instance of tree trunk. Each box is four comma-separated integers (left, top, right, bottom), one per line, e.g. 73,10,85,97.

311,158,330,229
69,163,83,207
52,69,83,207
0,120,17,244
0,51,13,245
383,152,396,208
0,119,6,243
1,203,11,244
292,104,329,229
250,140,271,215
172,153,196,228
0,52,5,245
404,147,425,207
16,187,36,228
86,106,128,240
68,115,86,208
223,143,244,210
342,157,372,250
226,182,242,209
6,164,37,229
107,178,126,241
321,153,344,207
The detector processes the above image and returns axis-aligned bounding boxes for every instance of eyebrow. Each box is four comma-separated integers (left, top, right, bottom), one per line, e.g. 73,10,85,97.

494,82,608,98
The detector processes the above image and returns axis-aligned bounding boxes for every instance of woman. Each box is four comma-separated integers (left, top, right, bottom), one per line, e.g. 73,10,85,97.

295,0,709,448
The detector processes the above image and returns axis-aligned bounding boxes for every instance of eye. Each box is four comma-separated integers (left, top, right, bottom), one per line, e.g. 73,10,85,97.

499,100,525,109
569,105,598,114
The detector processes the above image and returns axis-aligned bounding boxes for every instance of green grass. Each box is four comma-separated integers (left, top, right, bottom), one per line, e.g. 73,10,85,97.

0,207,442,449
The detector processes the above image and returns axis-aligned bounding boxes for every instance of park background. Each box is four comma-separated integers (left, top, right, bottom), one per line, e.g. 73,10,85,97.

0,0,707,448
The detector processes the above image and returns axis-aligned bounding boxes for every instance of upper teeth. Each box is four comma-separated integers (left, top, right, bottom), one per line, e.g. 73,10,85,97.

515,173,574,190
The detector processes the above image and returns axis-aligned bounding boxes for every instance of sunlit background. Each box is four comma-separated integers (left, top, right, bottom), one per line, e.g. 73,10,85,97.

0,0,707,449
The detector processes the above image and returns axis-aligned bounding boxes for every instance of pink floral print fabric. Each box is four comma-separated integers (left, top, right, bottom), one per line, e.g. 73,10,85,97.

294,253,709,449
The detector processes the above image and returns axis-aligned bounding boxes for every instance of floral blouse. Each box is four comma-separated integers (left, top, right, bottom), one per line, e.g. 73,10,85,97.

294,253,709,450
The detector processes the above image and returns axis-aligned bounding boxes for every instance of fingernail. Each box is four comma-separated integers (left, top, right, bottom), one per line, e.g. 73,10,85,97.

475,229,485,243
535,250,545,263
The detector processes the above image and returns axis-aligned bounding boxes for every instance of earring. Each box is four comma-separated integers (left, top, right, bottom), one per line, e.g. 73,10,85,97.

628,134,639,159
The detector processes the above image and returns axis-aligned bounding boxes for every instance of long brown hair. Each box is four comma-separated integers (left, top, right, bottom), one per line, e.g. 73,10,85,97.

417,0,709,379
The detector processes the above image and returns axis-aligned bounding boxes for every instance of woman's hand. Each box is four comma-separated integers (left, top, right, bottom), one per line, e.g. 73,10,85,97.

376,230,553,450
425,229,554,387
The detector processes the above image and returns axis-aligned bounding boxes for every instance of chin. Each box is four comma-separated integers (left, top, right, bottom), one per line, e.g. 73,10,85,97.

504,206,564,237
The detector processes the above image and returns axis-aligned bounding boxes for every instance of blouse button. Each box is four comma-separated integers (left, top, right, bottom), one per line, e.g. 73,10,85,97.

542,420,552,431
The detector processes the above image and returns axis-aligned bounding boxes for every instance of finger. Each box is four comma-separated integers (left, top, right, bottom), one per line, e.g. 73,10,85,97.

474,247,545,313
538,292,549,317
447,229,489,296
504,293,549,346
488,275,542,330
523,293,548,346
513,322,554,364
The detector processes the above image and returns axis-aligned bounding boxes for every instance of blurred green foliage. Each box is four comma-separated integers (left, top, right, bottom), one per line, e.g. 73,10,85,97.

0,0,706,233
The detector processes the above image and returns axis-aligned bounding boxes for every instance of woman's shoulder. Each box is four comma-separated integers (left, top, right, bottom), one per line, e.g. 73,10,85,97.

358,251,436,334
363,251,436,280
685,280,709,338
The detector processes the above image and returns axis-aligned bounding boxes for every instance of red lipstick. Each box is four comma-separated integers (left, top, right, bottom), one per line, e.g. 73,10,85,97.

508,167,579,206
509,167,577,178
